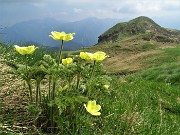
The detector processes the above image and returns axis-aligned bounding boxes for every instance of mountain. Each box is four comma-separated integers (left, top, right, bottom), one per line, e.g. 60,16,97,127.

98,16,180,43
83,16,180,74
0,17,120,50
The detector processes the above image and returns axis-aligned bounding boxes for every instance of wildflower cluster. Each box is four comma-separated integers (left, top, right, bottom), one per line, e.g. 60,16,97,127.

8,31,111,134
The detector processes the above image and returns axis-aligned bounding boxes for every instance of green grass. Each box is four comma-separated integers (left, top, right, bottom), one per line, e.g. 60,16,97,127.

1,72,180,134
143,45,180,67
139,62,180,85
1,42,180,134
92,76,180,134
138,46,180,85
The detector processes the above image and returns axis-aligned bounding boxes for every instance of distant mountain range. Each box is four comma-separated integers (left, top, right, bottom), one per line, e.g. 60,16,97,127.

0,17,120,50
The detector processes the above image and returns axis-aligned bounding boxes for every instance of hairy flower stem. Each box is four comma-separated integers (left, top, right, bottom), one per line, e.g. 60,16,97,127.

27,80,33,102
50,40,64,133
48,76,52,100
76,74,80,89
50,81,56,133
86,61,96,96
58,40,64,66
24,55,33,102
52,81,56,101
25,54,28,70
36,79,41,105
90,61,96,78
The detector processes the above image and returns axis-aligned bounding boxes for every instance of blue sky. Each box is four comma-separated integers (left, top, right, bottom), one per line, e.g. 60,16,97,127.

0,0,180,29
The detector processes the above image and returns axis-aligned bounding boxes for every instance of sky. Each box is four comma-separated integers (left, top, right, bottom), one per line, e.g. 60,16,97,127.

0,0,180,29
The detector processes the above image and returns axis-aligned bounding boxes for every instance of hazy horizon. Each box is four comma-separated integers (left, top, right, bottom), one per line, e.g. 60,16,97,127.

0,0,180,29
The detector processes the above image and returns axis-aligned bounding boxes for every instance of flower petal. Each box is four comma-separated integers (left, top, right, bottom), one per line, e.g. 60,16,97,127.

91,112,101,116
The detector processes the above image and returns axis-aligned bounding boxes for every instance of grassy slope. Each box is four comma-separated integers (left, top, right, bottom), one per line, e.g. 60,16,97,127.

138,46,180,84
82,35,180,74
1,42,180,134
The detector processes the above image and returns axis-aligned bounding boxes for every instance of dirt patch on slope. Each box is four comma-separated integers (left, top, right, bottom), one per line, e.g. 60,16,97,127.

104,50,162,74
0,57,34,133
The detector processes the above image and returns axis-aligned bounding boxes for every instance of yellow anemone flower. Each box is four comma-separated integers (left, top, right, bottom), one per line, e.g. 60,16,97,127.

63,33,75,41
14,45,37,55
92,51,106,62
103,84,110,90
80,52,93,60
49,31,75,41
62,58,73,65
80,51,107,61
84,100,101,116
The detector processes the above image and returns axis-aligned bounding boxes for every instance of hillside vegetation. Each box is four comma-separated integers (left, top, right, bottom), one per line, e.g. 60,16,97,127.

84,16,180,74
1,16,180,134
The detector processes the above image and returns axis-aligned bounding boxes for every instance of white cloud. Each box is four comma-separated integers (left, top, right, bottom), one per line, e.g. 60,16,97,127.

0,0,179,28
73,8,83,13
32,3,48,7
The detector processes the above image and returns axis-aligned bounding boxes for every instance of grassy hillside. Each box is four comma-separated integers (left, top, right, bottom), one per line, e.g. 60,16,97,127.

1,16,180,134
1,40,180,134
83,16,180,75
82,38,180,75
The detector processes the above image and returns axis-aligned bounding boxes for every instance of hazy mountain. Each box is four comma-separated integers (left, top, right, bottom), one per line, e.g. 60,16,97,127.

0,17,120,50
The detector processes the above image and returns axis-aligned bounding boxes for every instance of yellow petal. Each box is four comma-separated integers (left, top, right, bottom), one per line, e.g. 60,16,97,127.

14,45,37,55
62,58,73,65
80,52,86,59
62,59,67,65
63,33,74,41
49,31,75,41
84,100,101,116
91,112,101,116
95,105,101,112
103,84,109,90
92,51,106,61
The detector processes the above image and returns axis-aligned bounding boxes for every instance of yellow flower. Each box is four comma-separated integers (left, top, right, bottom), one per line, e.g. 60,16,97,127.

63,33,75,41
80,51,107,61
62,58,73,65
92,51,106,62
103,84,109,90
14,45,37,55
49,31,75,41
80,52,93,60
84,100,101,116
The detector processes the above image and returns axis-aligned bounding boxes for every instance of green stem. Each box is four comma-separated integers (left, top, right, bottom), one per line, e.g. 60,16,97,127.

38,81,41,104
58,40,64,67
86,61,96,96
35,79,42,106
52,81,56,100
25,55,33,102
90,61,96,78
76,74,80,90
27,80,33,102
25,54,27,70
48,76,52,100
36,80,39,105
50,80,56,133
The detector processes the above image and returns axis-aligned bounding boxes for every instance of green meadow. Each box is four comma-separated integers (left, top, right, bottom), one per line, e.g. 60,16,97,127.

0,41,180,134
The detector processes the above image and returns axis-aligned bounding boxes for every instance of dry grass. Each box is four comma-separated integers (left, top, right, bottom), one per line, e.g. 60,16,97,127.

104,50,162,73
85,40,179,74
0,56,34,133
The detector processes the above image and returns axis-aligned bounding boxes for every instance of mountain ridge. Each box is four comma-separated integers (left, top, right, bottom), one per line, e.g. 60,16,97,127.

83,16,180,74
98,16,180,44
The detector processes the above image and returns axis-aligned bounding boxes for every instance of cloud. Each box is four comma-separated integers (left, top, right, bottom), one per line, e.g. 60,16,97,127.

73,8,83,13
0,0,179,29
